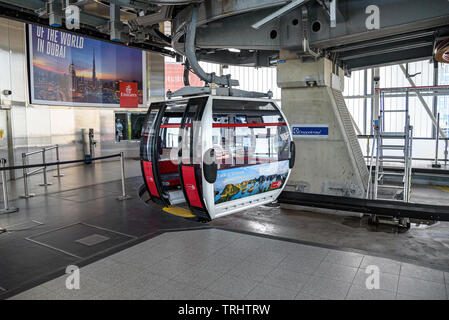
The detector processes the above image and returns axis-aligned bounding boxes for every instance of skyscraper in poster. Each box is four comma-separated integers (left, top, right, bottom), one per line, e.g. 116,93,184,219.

92,48,96,88
69,59,77,92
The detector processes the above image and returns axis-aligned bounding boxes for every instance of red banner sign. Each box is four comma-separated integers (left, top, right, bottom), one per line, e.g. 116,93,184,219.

119,81,138,108
165,63,203,92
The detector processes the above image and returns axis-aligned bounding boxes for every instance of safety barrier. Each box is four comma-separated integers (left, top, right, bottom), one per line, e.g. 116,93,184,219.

360,136,449,167
20,145,63,198
0,159,18,214
0,152,131,215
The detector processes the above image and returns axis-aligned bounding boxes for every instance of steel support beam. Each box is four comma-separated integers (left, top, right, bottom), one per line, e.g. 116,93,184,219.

372,68,380,123
363,68,368,135
329,0,336,28
432,61,439,138
399,64,448,139
252,0,311,30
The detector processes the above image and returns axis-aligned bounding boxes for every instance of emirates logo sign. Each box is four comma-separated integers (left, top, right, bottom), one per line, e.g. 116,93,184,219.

119,81,138,108
121,85,137,98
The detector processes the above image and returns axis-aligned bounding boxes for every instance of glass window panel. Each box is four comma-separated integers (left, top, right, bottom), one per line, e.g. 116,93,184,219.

212,99,290,170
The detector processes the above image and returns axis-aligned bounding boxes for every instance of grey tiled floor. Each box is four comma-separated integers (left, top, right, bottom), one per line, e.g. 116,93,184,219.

10,229,449,300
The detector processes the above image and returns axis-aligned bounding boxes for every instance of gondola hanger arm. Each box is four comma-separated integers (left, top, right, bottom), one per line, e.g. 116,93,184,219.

184,5,239,87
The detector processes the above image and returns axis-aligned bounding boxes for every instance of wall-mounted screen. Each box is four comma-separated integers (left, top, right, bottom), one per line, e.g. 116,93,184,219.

27,25,146,107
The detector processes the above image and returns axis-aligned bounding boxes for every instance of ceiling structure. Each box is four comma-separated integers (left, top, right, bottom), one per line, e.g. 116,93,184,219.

1,0,449,73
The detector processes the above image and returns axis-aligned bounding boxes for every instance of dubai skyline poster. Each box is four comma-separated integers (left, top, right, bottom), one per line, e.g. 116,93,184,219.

28,24,146,107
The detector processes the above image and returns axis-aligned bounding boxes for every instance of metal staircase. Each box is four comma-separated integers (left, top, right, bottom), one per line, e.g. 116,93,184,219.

372,89,414,203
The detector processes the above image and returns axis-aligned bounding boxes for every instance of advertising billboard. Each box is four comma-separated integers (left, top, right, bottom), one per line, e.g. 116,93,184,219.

214,160,289,204
27,25,146,107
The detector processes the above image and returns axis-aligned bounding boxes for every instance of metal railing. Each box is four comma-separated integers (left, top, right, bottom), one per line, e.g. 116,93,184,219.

21,145,64,198
1,152,131,215
0,158,18,214
117,152,132,201
359,135,449,167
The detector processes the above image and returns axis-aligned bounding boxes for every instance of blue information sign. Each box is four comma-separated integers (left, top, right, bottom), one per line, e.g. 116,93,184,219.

291,124,329,138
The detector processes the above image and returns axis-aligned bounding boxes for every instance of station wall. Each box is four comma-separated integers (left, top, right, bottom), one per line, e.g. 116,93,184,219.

0,18,165,181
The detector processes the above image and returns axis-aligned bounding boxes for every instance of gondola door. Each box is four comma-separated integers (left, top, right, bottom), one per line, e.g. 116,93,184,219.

178,97,211,221
141,100,187,206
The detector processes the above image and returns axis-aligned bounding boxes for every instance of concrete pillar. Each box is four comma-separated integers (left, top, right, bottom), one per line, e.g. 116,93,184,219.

147,52,165,103
278,51,368,198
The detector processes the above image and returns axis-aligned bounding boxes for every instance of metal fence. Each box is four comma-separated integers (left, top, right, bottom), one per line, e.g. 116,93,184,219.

0,152,131,214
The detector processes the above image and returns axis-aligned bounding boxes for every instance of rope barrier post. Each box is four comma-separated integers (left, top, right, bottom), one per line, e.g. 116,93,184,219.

117,152,131,201
39,148,52,186
1,158,19,214
19,152,35,199
53,144,64,177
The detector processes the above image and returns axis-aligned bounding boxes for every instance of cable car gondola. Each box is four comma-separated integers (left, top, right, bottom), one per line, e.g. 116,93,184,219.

140,93,295,221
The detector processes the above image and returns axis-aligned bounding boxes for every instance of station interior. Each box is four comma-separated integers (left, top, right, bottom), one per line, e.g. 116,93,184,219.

0,0,449,301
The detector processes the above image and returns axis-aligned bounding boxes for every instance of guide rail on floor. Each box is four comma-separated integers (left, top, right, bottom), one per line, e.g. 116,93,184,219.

278,191,449,222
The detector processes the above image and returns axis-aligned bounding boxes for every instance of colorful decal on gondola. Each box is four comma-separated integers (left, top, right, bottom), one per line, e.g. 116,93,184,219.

214,160,289,204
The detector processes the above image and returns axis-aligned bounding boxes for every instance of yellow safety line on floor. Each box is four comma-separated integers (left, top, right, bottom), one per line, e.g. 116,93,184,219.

162,206,196,218
435,186,449,193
